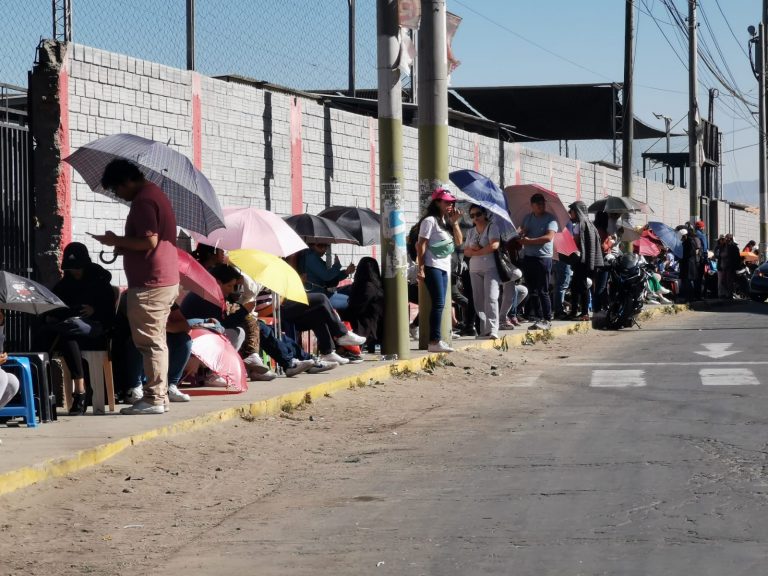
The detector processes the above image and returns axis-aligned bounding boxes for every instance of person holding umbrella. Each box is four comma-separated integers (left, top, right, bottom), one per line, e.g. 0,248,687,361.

463,205,502,340
416,188,463,353
92,159,179,415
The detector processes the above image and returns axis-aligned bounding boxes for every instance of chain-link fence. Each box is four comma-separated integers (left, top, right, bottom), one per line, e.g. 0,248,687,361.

1,0,377,92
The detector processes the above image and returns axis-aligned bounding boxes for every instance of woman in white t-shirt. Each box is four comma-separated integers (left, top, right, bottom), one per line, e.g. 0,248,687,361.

416,188,463,353
463,205,501,339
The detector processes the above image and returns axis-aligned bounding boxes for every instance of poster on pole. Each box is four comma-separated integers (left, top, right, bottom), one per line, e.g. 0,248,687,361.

381,182,408,279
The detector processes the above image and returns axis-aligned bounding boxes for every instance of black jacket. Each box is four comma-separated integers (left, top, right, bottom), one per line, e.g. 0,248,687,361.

52,263,116,330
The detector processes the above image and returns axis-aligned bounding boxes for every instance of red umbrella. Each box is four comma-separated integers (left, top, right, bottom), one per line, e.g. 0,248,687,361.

189,328,248,393
633,237,661,257
504,184,578,256
177,248,225,309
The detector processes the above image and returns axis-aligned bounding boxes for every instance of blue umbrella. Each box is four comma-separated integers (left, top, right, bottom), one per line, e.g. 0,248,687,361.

647,221,683,259
64,134,225,235
449,170,515,227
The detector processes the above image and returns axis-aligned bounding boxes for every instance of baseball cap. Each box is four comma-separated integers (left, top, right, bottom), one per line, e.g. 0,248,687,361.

695,220,705,229
431,188,457,203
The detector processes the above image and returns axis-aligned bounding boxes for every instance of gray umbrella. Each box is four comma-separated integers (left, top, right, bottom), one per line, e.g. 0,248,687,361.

588,196,653,215
64,134,225,235
283,214,359,245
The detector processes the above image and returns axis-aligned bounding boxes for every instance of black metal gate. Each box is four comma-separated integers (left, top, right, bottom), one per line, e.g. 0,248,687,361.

0,82,34,351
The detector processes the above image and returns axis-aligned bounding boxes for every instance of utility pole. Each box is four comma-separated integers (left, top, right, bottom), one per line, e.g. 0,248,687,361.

622,0,635,198
348,0,356,97
186,0,195,71
376,0,410,358
688,0,701,221
417,0,451,350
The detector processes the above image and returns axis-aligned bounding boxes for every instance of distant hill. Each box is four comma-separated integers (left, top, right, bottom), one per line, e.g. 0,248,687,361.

723,180,758,206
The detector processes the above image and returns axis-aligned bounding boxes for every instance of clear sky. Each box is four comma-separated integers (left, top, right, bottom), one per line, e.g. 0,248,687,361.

1,0,761,187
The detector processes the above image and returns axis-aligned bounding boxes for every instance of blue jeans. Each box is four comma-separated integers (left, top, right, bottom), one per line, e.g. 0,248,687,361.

553,260,572,316
424,266,448,342
127,332,192,390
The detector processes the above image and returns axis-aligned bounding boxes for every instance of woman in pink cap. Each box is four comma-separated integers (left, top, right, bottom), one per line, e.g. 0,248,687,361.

415,188,463,353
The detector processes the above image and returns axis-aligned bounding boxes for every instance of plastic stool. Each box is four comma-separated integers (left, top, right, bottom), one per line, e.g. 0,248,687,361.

81,350,116,414
12,352,56,422
0,357,38,428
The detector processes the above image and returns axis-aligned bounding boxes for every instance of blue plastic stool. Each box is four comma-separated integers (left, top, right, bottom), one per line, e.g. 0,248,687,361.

0,357,38,428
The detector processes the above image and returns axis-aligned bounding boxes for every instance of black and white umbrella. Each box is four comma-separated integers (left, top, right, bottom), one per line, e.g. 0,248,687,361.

64,133,225,235
588,196,653,215
0,272,67,315
283,214,359,245
318,206,381,246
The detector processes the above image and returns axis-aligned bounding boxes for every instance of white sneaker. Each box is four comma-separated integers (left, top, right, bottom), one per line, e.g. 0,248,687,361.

250,369,278,381
428,341,454,353
204,373,228,387
284,359,315,377
320,352,350,365
168,384,191,402
657,295,673,305
120,400,165,415
308,360,338,374
126,386,144,403
337,331,367,347
243,353,270,374
659,286,671,295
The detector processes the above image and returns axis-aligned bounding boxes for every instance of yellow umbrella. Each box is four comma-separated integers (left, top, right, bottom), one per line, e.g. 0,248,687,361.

228,249,308,305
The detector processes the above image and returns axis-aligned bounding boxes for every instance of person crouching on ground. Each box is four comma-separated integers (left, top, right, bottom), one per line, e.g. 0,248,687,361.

93,159,179,415
416,188,463,353
462,205,501,340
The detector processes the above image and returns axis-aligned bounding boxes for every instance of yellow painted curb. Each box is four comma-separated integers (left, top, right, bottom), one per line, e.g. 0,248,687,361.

0,304,688,497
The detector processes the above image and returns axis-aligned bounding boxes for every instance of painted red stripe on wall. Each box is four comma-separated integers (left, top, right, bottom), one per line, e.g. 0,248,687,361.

191,72,202,169
57,67,72,255
290,97,303,215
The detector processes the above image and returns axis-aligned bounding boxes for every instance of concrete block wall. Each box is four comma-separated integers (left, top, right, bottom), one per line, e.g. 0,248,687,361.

39,42,756,285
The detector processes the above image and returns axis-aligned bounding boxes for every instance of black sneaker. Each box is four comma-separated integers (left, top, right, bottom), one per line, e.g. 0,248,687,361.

337,349,364,364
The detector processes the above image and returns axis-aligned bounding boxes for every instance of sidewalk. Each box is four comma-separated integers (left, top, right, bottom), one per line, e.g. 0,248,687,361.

0,308,685,497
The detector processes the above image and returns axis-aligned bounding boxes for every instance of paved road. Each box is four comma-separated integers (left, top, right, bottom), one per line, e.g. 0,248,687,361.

157,302,768,575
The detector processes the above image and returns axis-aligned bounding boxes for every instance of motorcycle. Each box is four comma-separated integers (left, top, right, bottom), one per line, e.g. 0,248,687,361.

605,253,648,330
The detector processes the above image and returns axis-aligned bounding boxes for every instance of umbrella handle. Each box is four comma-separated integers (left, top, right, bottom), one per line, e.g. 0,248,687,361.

99,250,118,265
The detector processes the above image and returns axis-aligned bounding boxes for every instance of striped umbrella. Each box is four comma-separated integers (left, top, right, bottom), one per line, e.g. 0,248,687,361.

64,133,225,235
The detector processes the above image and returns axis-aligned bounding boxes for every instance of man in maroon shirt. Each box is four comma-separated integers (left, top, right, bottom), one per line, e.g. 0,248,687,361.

93,159,179,415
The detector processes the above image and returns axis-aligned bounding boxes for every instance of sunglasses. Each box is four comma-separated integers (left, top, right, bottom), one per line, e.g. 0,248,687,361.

469,212,484,219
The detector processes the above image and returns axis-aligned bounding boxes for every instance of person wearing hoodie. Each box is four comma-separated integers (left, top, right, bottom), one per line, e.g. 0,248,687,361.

43,242,116,415
567,201,604,320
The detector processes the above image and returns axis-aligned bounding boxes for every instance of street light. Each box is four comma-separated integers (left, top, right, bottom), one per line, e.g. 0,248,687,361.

653,112,673,184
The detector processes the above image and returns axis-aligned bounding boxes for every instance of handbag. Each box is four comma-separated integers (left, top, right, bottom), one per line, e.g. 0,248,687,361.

494,247,520,283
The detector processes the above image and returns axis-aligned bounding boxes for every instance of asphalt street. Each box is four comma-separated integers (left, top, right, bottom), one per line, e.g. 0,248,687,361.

154,302,768,575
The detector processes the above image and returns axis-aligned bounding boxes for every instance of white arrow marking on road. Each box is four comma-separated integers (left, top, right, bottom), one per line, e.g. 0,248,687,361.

694,343,741,359
590,370,646,388
700,368,760,386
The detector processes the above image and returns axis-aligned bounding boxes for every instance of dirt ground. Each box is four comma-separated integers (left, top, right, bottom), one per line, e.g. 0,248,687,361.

0,326,600,576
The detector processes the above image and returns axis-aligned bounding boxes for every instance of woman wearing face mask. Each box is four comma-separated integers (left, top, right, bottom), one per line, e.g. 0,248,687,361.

415,188,463,353
462,205,501,340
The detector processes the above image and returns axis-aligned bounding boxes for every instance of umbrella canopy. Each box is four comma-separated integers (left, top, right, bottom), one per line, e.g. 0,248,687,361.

588,196,653,214
448,170,515,226
504,184,577,256
227,249,308,305
318,206,381,246
0,272,67,315
191,207,308,256
647,222,683,259
177,248,225,309
634,237,661,257
741,251,759,263
283,214,359,245
189,328,248,392
64,133,225,235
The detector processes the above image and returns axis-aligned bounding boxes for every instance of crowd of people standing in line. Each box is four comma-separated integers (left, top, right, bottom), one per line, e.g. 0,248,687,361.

2,160,760,415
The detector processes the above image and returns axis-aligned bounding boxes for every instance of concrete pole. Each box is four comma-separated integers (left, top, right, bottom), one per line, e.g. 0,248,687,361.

417,0,451,350
688,0,701,221
622,0,635,198
377,0,410,358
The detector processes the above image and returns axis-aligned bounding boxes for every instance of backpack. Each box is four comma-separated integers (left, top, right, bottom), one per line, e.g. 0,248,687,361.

406,222,421,262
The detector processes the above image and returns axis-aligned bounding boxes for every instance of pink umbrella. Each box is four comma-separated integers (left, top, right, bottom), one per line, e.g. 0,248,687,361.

634,237,661,257
190,207,308,257
504,184,578,256
189,328,248,393
177,248,225,309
